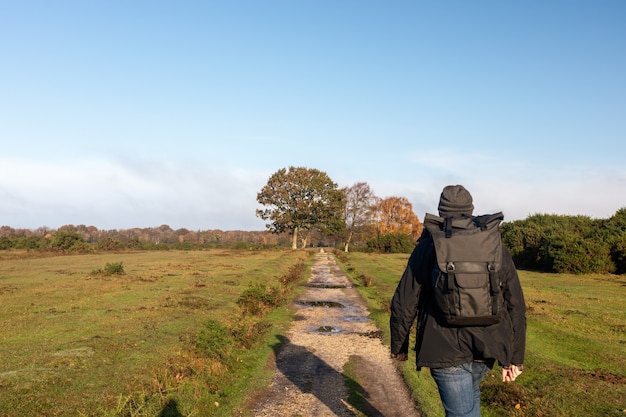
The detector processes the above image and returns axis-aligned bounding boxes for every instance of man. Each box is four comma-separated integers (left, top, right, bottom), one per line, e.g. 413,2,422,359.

390,185,526,417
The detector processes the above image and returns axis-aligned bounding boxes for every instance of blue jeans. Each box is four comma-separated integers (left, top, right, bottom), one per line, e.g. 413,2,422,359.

430,361,493,417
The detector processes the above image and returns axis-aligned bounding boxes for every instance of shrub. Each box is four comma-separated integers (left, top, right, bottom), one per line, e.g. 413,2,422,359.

96,237,126,251
235,241,249,250
195,319,234,363
237,282,283,316
501,213,624,274
104,262,125,275
333,250,348,263
0,236,15,250
14,235,46,250
126,237,146,250
365,233,415,253
49,231,92,252
610,235,626,275
91,262,125,276
278,262,306,286
230,318,272,349
358,274,373,287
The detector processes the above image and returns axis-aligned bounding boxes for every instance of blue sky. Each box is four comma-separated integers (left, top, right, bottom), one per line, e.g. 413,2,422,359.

1,1,625,231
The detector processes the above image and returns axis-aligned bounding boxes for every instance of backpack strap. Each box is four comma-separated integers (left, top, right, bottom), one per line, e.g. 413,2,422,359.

444,217,453,238
488,262,499,315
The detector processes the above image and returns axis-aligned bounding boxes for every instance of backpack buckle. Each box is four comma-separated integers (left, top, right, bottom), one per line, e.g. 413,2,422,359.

446,262,455,272
487,263,496,272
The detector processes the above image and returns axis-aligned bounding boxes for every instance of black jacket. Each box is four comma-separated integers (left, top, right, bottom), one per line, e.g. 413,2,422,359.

390,231,526,369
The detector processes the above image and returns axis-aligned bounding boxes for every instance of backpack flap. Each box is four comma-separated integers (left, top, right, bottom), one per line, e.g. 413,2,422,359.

426,212,504,273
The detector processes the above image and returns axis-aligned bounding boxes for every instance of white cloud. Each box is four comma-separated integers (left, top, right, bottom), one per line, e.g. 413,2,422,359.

370,149,626,221
1,151,624,231
0,157,268,230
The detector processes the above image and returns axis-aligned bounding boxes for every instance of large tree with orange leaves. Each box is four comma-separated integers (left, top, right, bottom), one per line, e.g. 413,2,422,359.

375,196,423,239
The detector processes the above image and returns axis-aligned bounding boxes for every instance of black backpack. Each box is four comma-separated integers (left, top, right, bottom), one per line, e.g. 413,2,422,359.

423,212,505,327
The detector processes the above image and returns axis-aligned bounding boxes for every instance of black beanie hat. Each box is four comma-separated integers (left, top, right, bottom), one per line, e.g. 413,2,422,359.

438,185,474,217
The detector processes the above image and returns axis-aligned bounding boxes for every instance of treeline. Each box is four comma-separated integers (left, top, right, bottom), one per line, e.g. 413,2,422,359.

0,224,296,252
3,209,626,275
501,208,626,275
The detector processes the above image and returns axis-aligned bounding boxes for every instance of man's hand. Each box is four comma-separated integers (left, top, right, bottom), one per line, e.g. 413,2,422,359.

502,364,523,382
390,352,408,361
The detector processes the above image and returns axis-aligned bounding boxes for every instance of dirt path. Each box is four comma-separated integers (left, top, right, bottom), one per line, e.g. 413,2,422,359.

250,250,421,417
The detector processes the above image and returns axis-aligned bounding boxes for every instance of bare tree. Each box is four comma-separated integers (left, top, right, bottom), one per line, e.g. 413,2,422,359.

342,182,378,252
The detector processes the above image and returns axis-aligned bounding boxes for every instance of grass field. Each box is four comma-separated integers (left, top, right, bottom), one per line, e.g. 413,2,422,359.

0,249,312,417
3,248,625,417
337,251,626,417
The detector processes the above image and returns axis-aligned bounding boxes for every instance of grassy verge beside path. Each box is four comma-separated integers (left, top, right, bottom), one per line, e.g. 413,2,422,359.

0,249,313,416
335,251,626,417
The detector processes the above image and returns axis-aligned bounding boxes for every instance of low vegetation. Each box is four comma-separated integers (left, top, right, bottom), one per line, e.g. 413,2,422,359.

337,251,626,417
91,261,126,276
501,209,626,274
3,241,626,416
0,249,311,417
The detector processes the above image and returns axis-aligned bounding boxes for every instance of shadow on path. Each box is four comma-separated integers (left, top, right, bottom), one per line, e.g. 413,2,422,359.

272,334,385,417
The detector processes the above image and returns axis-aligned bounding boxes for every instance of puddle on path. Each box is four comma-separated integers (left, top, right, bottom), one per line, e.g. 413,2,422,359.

314,325,342,334
342,315,371,323
296,300,345,308
308,325,380,337
305,283,350,289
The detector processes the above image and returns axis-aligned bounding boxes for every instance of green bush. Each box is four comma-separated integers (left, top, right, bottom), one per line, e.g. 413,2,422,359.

237,282,283,316
230,318,272,349
91,262,125,276
14,235,46,250
195,319,234,363
126,237,146,250
501,211,626,274
0,236,15,250
235,241,249,250
105,262,125,275
365,233,415,253
49,231,92,252
96,237,126,251
611,235,626,274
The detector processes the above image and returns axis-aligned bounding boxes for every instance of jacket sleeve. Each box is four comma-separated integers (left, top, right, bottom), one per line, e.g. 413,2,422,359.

501,246,527,365
389,239,430,355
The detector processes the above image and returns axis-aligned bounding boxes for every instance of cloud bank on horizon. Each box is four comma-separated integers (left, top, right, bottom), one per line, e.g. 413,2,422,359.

1,1,624,230
1,152,624,231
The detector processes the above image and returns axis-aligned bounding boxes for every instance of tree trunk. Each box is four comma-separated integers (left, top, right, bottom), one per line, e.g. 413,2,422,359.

291,227,298,249
344,231,353,252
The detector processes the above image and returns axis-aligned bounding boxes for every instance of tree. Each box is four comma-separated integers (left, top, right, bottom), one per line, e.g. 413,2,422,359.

374,196,423,239
49,230,92,253
342,182,378,252
256,166,345,249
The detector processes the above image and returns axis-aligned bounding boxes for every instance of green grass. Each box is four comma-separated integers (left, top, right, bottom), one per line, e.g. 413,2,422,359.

337,251,626,417
0,249,312,417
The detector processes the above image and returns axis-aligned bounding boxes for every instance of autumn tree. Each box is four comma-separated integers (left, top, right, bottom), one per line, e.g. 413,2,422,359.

342,182,378,252
374,196,423,239
256,166,345,249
